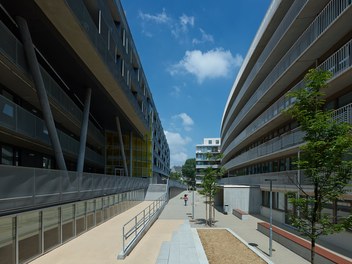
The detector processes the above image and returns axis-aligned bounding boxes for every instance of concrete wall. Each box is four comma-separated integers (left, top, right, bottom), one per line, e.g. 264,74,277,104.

260,206,286,223
221,185,261,214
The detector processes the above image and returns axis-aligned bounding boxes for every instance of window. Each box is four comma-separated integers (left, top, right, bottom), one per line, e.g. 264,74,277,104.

1,145,13,165
2,104,13,117
121,60,125,77
208,140,212,144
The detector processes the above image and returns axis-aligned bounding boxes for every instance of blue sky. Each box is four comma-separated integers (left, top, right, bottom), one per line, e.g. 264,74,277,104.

120,0,272,167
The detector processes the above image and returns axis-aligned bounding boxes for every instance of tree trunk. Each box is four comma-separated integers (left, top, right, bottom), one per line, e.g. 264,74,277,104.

205,196,208,226
332,199,337,224
311,238,315,264
209,196,212,226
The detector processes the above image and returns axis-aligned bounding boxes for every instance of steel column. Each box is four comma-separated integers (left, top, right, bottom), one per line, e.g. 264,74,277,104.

16,17,67,171
129,131,133,177
116,117,129,176
77,88,92,173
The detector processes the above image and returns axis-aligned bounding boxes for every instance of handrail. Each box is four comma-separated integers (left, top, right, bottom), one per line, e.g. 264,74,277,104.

118,192,167,259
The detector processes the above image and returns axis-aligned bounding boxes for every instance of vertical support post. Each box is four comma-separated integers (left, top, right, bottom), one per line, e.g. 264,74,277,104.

297,150,301,217
129,131,133,177
15,216,18,264
192,189,195,220
265,178,277,257
16,17,67,171
116,117,129,176
77,88,92,173
269,181,273,257
122,225,125,252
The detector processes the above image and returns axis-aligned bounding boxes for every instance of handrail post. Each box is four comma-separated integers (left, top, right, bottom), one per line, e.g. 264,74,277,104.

134,216,137,239
122,225,125,252
143,210,146,227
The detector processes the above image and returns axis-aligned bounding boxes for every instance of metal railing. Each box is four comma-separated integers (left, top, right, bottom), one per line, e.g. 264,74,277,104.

65,0,149,125
118,192,167,259
0,94,104,165
223,38,352,159
224,0,308,125
0,165,150,215
222,0,352,146
0,20,105,146
224,128,305,170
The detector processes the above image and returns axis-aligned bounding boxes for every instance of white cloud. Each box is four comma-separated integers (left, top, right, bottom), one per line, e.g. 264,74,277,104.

169,48,243,83
138,9,171,24
172,113,194,131
180,14,194,29
172,14,195,39
165,131,192,166
170,86,181,97
138,10,196,42
192,28,214,45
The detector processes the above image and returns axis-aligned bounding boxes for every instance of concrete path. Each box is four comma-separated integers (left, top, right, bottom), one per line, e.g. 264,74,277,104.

31,201,154,264
187,190,309,264
30,198,185,264
31,190,313,264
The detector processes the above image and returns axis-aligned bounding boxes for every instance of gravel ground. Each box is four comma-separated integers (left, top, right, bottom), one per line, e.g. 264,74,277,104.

197,229,266,264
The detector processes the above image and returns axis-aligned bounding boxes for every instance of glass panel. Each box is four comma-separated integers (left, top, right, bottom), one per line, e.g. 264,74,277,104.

76,202,86,235
43,208,60,252
1,145,13,165
18,211,41,263
86,200,95,213
61,204,74,242
0,216,15,264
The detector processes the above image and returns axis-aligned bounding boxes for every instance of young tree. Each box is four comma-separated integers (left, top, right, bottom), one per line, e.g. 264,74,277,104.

198,167,225,226
169,171,181,181
182,158,196,188
285,68,352,263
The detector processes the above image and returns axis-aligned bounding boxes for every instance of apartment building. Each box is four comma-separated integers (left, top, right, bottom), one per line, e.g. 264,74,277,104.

0,0,169,262
220,0,352,227
196,138,221,185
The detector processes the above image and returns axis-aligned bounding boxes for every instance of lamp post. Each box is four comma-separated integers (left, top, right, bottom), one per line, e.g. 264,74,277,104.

191,179,195,220
265,178,277,257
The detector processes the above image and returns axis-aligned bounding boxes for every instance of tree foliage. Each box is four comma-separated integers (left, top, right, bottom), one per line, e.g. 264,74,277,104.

285,68,352,263
182,158,196,187
169,171,182,181
198,166,225,226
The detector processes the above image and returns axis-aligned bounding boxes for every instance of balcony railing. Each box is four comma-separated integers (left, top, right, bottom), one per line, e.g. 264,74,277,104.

224,0,308,127
65,0,149,125
0,20,105,146
223,38,352,158
223,0,352,146
332,103,352,123
0,165,150,215
224,100,352,171
224,129,304,169
0,94,104,165
218,170,308,186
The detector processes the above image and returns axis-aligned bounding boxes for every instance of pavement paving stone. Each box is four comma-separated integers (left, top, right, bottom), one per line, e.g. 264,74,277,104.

31,189,346,264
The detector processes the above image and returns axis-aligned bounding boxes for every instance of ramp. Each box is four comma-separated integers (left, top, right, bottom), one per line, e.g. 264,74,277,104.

145,184,167,200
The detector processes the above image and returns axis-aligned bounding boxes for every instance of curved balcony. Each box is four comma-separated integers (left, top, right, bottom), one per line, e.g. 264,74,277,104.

223,128,305,171
222,0,310,132
223,101,352,172
222,38,352,163
222,0,352,151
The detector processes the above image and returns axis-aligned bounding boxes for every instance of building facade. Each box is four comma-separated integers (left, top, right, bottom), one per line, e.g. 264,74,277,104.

0,0,169,262
0,0,169,178
196,138,221,185
221,0,352,226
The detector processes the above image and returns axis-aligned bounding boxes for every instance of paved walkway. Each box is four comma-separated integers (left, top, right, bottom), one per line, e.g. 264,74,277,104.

31,190,313,264
186,190,309,264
